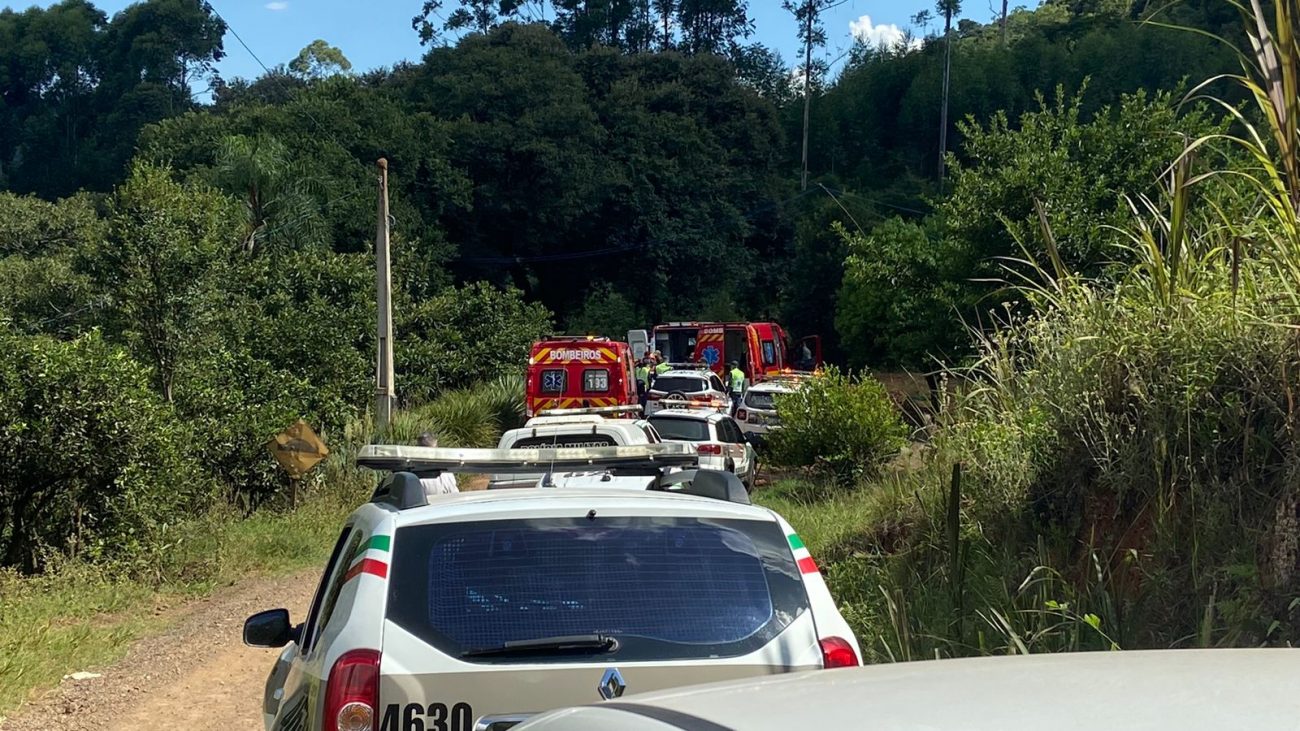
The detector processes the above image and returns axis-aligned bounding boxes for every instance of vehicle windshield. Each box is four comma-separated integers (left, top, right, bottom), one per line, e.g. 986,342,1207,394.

652,376,708,394
386,516,807,663
648,416,712,442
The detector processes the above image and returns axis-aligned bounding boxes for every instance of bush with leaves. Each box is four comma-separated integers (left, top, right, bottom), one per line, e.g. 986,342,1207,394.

766,368,907,484
0,329,210,573
397,282,552,404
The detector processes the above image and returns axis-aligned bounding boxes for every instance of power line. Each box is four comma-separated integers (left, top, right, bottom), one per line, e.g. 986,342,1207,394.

207,2,367,174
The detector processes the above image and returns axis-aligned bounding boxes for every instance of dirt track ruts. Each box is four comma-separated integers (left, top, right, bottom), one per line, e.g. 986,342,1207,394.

0,570,317,731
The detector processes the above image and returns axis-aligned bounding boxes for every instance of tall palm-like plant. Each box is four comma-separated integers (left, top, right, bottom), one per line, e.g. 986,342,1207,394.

213,134,325,255
1176,0,1300,301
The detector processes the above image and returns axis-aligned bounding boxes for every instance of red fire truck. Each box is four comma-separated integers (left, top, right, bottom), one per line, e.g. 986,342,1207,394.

525,336,640,417
649,322,822,383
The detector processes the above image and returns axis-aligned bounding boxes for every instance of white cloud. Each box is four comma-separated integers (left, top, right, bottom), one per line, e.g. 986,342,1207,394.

849,14,921,50
265,2,288,10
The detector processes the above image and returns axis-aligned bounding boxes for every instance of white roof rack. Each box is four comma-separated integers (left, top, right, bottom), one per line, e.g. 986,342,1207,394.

356,443,698,476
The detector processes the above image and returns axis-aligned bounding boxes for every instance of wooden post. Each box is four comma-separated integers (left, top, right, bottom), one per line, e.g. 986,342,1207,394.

948,462,964,643
375,159,395,430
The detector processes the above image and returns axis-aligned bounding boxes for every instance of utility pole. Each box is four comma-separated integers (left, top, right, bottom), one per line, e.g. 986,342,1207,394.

937,6,954,189
999,0,1008,45
800,0,814,191
374,158,395,430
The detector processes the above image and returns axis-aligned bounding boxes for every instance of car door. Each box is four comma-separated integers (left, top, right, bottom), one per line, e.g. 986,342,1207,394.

718,417,752,479
266,525,357,731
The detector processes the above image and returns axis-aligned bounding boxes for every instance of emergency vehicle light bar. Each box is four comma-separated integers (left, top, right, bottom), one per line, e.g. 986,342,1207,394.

664,362,715,370
535,405,643,418
356,443,698,476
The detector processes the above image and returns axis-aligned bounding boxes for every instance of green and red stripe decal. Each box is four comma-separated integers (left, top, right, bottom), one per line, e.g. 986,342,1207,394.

788,533,819,575
343,534,390,583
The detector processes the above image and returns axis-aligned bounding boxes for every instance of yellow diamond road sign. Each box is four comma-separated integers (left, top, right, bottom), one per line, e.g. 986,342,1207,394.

268,419,329,479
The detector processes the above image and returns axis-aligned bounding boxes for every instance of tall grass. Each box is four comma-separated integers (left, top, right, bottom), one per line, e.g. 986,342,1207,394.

775,30,1300,656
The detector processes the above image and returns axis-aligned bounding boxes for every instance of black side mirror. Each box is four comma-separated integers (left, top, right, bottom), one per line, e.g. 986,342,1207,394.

244,608,294,648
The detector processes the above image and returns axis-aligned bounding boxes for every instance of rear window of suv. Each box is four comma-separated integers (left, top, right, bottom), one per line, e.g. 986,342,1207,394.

745,390,780,410
648,416,711,442
650,376,707,394
386,517,807,663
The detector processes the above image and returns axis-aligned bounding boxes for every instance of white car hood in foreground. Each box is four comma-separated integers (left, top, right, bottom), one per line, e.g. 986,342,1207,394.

514,649,1300,731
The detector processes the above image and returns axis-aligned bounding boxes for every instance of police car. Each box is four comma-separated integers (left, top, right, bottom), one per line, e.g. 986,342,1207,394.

487,406,663,489
645,367,730,416
647,409,757,491
244,444,861,731
735,380,798,447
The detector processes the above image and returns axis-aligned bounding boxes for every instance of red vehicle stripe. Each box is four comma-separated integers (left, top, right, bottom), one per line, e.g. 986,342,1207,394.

343,558,388,583
797,556,818,574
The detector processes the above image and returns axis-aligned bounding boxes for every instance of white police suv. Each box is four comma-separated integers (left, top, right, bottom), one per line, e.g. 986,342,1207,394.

244,444,861,731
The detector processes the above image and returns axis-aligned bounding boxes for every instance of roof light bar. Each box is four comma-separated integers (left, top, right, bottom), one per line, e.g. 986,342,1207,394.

356,443,699,476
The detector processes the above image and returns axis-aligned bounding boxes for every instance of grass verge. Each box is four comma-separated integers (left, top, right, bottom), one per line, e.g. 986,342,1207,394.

0,481,364,720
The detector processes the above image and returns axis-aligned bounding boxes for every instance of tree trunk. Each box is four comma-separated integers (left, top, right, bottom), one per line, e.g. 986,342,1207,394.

999,0,1008,45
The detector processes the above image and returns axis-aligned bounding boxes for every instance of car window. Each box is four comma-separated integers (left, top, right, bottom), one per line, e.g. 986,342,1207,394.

648,416,711,441
709,374,726,392
385,516,807,663
761,341,776,366
651,376,706,394
540,369,566,394
719,418,743,443
744,390,777,410
299,527,355,655
512,434,618,448
582,367,610,392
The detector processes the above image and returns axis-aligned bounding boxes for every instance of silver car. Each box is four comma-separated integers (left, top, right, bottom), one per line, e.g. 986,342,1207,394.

512,649,1300,730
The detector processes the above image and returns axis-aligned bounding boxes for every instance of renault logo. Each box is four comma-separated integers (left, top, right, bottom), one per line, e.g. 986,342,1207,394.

598,667,626,700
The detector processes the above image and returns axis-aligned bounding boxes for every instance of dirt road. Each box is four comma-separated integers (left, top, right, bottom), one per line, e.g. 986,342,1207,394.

0,571,317,731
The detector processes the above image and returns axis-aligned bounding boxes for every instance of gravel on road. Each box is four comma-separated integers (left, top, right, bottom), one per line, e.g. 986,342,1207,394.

0,570,317,731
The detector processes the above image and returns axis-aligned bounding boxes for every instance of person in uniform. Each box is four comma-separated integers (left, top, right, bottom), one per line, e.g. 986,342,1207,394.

727,361,747,415
417,432,459,496
635,358,652,408
654,351,671,376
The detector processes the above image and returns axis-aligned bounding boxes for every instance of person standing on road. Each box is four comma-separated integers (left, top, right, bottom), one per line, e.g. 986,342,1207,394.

728,361,747,415
635,358,651,408
417,432,459,497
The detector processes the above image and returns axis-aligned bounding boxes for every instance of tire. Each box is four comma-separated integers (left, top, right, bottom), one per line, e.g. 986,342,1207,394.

724,457,736,473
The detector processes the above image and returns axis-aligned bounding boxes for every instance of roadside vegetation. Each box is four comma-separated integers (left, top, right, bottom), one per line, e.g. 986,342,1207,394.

764,0,1300,659
0,381,522,717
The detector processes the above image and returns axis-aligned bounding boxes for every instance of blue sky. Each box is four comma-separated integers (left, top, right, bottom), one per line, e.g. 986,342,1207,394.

5,0,1006,85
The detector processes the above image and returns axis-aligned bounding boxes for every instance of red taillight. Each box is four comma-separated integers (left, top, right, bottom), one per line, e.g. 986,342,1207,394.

820,637,859,668
736,409,748,421
324,649,381,731
697,444,723,455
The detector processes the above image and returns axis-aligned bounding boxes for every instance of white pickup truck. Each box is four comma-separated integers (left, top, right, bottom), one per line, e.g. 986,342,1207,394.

487,411,664,489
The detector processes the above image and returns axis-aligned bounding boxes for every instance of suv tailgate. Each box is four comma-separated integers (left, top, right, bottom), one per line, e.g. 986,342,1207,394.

377,510,820,727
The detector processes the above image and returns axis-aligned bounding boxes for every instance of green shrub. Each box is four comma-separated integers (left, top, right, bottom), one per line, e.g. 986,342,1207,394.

0,329,212,573
397,282,552,403
421,389,501,448
474,373,527,432
766,368,908,485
